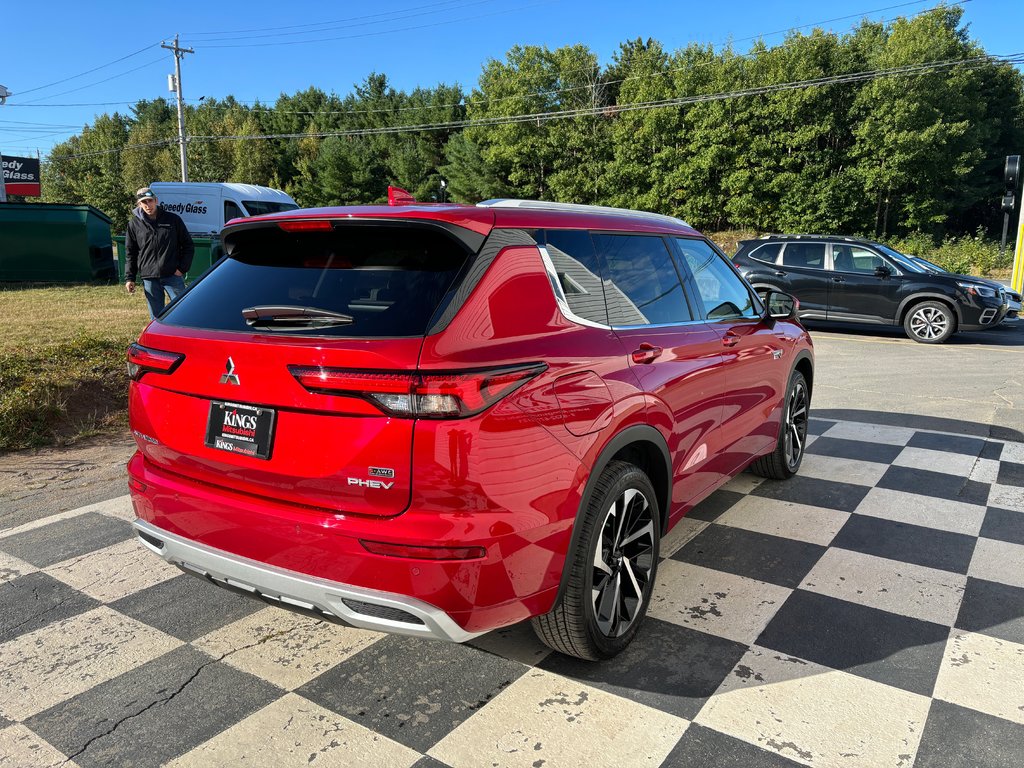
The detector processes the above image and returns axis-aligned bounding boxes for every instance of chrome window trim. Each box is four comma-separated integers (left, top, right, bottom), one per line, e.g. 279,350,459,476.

537,245,610,329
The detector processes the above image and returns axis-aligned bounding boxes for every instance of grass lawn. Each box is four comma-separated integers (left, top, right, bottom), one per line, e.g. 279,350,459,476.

0,284,151,452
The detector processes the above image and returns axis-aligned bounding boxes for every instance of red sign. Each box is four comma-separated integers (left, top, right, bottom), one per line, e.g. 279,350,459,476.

2,155,41,197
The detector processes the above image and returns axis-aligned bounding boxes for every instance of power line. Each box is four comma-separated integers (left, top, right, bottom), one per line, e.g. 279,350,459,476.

182,0,475,36
16,40,167,97
16,56,168,106
192,0,552,48
189,0,500,44
47,53,1021,161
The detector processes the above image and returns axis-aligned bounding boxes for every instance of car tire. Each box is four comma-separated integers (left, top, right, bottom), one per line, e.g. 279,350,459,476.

750,370,810,480
904,300,956,343
531,460,660,660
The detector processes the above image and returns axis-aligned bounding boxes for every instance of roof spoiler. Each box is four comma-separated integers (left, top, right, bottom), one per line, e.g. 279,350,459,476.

387,186,417,206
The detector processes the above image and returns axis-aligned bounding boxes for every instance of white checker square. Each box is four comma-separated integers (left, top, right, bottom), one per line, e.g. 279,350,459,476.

820,422,915,446
798,453,889,488
893,447,982,478
649,560,792,645
714,496,848,546
193,607,381,691
934,630,1024,725
43,538,179,603
428,669,688,768
854,487,986,536
165,693,420,768
801,548,967,625
695,646,931,766
0,724,80,768
968,537,1024,589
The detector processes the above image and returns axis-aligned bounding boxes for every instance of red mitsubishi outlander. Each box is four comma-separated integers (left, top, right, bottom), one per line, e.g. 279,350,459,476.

127,195,813,660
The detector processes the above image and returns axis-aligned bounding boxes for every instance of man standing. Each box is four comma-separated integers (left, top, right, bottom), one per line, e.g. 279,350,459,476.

125,187,194,318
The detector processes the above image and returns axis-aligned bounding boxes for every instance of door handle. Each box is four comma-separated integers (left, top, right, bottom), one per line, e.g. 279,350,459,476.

631,343,663,364
774,271,787,277
722,332,740,348
832,276,845,283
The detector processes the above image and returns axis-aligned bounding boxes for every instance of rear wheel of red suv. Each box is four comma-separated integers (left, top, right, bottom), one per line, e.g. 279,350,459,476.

532,460,660,660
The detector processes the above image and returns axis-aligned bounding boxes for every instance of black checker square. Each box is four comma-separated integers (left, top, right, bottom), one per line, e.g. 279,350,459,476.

755,590,949,697
0,512,133,568
539,618,749,720
411,756,453,768
806,418,836,436
915,699,1024,768
109,573,264,641
955,577,1024,646
979,440,1005,461
877,465,990,506
751,475,870,513
833,515,977,574
907,431,988,457
980,507,1024,547
686,489,745,522
672,525,826,589
996,460,1024,488
662,723,804,767
0,571,100,643
28,646,283,768
297,634,527,753
805,436,902,464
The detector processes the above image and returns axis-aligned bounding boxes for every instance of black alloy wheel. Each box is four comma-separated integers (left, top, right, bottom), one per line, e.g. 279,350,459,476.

751,370,810,480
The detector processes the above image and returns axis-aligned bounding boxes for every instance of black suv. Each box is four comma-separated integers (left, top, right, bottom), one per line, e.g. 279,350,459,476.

733,235,1008,343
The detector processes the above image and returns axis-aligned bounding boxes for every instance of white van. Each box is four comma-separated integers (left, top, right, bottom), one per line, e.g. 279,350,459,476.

148,182,299,236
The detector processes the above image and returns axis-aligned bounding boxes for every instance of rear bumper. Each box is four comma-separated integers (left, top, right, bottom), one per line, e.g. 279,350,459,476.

134,519,483,643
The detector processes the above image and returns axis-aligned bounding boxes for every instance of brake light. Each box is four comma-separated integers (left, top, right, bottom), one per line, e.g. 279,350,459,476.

288,364,546,418
127,343,184,381
277,220,333,232
359,539,486,560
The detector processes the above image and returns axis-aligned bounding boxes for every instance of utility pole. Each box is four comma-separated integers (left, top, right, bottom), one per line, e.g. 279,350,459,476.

0,84,11,203
161,35,193,182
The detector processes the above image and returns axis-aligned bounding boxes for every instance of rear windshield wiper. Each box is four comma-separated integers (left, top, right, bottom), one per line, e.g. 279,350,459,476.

241,305,354,330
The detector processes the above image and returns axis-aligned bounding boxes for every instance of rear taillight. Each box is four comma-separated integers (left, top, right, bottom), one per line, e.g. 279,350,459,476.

288,363,546,418
127,343,184,381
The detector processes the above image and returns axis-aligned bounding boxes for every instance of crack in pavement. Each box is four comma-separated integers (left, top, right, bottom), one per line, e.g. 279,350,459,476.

58,626,298,766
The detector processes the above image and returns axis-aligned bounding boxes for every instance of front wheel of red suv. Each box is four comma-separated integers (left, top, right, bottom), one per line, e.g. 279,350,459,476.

532,460,660,660
750,370,810,480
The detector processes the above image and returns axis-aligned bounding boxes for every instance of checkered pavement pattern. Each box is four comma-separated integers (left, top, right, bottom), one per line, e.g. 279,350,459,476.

1,417,1023,768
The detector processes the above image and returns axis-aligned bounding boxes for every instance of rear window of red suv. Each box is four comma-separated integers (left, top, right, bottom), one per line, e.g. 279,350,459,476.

161,224,471,337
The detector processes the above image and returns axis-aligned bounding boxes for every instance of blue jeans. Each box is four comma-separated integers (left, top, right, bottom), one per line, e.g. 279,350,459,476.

142,274,187,319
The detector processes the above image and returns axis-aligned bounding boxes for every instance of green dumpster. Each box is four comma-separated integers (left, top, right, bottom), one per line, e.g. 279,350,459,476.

0,203,115,282
114,235,223,283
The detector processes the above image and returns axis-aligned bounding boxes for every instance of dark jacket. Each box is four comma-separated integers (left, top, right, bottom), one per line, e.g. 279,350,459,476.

125,207,194,282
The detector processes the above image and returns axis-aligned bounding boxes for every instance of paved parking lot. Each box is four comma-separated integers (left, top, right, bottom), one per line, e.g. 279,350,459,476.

2,412,1023,767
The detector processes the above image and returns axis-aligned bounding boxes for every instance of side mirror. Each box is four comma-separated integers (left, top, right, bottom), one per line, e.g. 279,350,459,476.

874,265,892,278
765,291,798,320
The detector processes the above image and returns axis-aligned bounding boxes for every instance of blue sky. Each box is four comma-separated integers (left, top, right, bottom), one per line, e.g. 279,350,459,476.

1,0,1020,158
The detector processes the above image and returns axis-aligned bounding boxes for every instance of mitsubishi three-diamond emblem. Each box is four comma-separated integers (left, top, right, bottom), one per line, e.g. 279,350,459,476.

220,357,240,385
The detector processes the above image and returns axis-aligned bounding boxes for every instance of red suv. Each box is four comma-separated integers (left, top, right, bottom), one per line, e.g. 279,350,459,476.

127,196,814,660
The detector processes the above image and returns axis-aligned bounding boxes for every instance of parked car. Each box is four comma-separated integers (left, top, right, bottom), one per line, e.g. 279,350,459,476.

908,256,1020,324
733,235,1008,343
127,195,814,661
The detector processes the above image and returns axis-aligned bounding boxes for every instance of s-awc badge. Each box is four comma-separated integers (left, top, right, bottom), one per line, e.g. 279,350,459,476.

205,401,276,460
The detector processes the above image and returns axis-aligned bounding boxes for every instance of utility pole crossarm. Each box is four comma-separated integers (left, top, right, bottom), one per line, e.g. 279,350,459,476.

161,35,194,183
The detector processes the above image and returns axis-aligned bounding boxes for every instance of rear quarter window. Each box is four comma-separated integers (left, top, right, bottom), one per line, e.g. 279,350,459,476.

161,224,470,337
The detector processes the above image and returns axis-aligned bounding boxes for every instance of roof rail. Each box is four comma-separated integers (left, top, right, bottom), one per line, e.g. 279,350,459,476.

477,198,691,228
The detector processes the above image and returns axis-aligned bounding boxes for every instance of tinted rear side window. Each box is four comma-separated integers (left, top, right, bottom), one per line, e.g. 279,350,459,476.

594,234,692,325
781,243,826,269
162,224,469,337
748,242,782,263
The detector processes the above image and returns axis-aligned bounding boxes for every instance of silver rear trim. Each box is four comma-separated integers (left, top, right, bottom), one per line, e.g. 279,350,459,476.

133,519,484,643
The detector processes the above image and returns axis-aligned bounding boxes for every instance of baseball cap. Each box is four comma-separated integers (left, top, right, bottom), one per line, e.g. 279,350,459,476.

136,187,156,201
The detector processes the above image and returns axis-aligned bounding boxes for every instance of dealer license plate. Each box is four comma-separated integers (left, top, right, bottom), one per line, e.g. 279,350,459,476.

204,401,276,460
